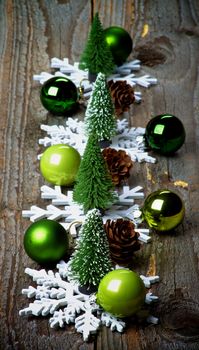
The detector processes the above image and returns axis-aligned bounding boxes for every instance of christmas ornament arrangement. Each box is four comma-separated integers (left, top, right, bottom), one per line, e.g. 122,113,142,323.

20,12,186,341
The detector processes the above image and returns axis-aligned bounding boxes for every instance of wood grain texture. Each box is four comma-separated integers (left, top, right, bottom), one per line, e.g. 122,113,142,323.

0,0,199,349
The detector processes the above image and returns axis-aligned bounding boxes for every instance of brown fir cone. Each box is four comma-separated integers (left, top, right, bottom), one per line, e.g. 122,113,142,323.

102,148,133,186
104,218,141,266
108,79,135,116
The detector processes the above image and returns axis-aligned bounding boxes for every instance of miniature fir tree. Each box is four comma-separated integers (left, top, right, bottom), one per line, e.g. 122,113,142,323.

84,72,117,141
79,12,115,75
70,208,112,287
73,133,117,212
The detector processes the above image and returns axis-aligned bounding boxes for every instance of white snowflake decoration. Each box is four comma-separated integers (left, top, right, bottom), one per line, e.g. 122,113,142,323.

33,57,157,103
22,184,151,243
38,118,156,164
19,262,159,341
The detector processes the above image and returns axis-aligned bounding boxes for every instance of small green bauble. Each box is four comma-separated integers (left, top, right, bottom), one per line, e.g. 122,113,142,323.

97,269,146,318
40,76,78,115
142,189,185,231
104,26,133,66
145,114,186,155
40,144,81,186
24,219,69,264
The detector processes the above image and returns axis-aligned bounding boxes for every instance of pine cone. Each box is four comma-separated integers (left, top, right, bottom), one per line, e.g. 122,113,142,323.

104,219,141,266
108,80,135,116
102,148,133,186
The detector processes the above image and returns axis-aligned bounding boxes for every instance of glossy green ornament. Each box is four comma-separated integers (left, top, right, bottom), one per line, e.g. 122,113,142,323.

104,26,133,65
142,189,185,231
40,144,81,186
24,219,69,264
40,77,78,115
145,114,186,155
97,269,146,318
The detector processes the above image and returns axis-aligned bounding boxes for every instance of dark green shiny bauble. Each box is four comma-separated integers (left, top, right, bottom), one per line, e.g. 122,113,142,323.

24,219,69,264
142,189,185,231
40,77,78,115
145,114,186,155
104,26,133,66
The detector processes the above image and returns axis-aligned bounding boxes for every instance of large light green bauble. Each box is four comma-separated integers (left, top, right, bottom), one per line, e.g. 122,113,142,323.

40,144,81,186
97,269,146,318
142,189,185,231
24,219,69,264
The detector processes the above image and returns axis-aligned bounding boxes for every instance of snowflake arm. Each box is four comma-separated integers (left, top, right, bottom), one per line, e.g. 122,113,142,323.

101,312,126,332
21,285,66,299
146,315,159,324
140,275,160,288
49,308,75,327
19,297,69,316
145,292,159,304
75,310,101,341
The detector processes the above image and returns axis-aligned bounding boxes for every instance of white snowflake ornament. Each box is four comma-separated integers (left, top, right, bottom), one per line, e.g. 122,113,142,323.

38,118,156,164
19,265,159,341
34,57,157,104
22,184,152,244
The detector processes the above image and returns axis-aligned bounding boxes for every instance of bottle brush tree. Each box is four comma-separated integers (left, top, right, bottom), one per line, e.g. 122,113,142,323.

73,133,117,213
84,72,117,142
70,208,112,288
79,12,115,76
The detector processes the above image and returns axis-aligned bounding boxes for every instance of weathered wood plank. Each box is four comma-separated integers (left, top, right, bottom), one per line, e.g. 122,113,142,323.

1,0,199,349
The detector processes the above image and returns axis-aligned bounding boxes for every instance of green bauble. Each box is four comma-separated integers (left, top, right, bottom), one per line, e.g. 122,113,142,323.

24,219,69,264
40,77,78,115
40,144,81,186
104,26,133,65
97,269,146,318
145,114,186,155
142,189,185,231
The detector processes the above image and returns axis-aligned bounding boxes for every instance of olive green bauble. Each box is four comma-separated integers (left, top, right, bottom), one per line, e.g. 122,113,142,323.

24,219,69,264
97,269,146,318
145,114,186,155
40,76,78,115
142,189,185,231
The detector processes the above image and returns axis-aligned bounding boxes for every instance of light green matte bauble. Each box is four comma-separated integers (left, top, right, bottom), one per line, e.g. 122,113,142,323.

142,189,185,231
97,269,146,318
24,219,69,264
40,144,81,186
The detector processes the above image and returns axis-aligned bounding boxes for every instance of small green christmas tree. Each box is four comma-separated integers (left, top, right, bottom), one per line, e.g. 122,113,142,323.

70,208,112,287
85,72,117,141
79,12,115,75
73,133,116,212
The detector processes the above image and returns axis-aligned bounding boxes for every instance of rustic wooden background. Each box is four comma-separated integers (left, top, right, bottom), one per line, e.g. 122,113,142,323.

1,0,199,349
